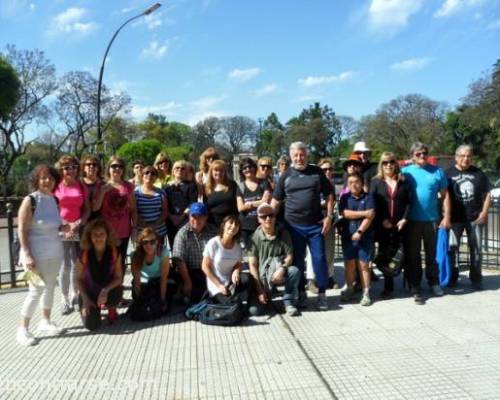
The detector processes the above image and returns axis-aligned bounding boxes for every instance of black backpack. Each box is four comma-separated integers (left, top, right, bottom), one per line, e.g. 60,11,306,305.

199,301,245,326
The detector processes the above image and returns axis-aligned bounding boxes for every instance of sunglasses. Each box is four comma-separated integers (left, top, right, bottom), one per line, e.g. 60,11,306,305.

321,167,333,172
242,165,254,171
110,164,124,170
414,151,428,158
143,170,157,176
85,163,97,167
259,165,272,169
258,214,275,220
62,165,77,171
141,239,157,246
382,160,396,166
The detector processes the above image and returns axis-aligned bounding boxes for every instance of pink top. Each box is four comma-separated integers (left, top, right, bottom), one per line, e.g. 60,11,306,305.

101,181,134,239
54,181,87,223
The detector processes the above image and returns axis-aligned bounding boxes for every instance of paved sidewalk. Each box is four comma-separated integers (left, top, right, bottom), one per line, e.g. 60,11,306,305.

1,270,500,400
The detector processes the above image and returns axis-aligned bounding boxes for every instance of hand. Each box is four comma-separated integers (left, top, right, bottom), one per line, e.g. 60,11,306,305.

25,255,36,271
474,212,488,225
439,217,451,229
382,219,393,229
365,209,375,219
218,284,229,296
97,289,108,307
396,219,407,231
258,292,268,305
271,267,286,284
231,269,240,286
321,217,332,235
352,232,362,241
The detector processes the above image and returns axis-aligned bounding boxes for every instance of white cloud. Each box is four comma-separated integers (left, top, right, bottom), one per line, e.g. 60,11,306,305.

368,0,423,34
488,19,500,30
188,95,226,125
297,71,353,87
131,102,181,119
391,57,431,71
121,7,136,14
251,83,278,96
29,3,35,11
434,0,486,18
228,67,261,81
48,7,98,37
187,110,226,126
292,95,324,103
191,96,225,109
133,11,174,29
141,40,169,60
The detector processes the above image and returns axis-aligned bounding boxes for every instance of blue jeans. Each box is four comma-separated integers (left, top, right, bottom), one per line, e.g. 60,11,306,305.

448,222,483,283
287,223,329,293
282,266,300,306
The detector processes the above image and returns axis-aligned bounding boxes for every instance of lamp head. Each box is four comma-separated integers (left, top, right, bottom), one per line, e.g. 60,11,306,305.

144,3,161,15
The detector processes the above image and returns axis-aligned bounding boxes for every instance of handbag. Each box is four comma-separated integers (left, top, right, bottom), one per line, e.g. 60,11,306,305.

199,301,245,326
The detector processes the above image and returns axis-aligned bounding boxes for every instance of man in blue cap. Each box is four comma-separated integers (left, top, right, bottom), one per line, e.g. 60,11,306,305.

172,202,217,303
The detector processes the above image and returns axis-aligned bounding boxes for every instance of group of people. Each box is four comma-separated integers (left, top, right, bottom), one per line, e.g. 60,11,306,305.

15,140,492,346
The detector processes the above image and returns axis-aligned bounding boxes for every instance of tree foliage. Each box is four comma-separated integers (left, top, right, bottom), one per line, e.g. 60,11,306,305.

217,116,257,154
255,112,286,159
0,56,21,120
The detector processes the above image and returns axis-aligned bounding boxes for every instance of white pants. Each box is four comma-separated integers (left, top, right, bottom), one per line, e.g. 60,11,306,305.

59,241,78,303
306,230,335,280
20,258,61,318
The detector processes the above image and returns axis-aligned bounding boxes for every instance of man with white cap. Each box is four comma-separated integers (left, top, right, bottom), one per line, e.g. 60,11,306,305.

247,203,301,316
353,141,377,192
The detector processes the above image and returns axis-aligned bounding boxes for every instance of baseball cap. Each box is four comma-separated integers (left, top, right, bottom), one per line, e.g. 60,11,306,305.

257,203,274,216
189,202,208,216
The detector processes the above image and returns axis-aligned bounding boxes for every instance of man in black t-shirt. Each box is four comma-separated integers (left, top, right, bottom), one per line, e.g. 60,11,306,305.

353,141,377,192
446,145,492,289
271,142,334,311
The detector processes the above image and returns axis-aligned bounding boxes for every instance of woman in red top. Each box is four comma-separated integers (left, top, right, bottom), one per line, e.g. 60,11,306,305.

94,156,137,278
54,155,90,315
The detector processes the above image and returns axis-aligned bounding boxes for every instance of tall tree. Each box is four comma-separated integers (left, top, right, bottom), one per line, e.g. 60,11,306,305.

0,56,20,119
189,116,220,163
255,112,286,159
218,116,257,154
0,45,57,191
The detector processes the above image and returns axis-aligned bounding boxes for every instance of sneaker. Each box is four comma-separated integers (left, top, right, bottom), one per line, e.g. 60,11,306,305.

431,285,444,296
61,302,74,316
16,327,37,346
307,280,319,294
108,308,119,324
340,285,355,302
317,293,328,311
360,293,372,306
37,319,65,336
285,304,300,316
297,291,308,309
412,290,425,305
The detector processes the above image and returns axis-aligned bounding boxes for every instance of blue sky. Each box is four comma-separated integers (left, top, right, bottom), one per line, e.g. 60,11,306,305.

1,0,499,127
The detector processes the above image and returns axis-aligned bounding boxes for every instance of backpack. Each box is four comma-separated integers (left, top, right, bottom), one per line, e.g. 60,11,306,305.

185,299,209,320
199,301,245,326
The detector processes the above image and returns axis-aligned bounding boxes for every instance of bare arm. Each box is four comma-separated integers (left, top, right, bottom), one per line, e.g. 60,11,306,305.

202,255,228,295
475,192,491,225
18,196,34,269
271,198,281,214
342,209,374,220
439,189,451,229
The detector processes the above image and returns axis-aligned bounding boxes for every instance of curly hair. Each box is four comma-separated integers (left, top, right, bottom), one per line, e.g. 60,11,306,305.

30,164,60,191
199,147,220,174
80,219,119,251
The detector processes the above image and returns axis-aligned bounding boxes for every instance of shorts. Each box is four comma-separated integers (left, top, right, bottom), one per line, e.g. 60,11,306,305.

341,237,373,263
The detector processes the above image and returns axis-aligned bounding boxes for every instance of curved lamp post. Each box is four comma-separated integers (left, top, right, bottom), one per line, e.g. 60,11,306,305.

96,3,161,158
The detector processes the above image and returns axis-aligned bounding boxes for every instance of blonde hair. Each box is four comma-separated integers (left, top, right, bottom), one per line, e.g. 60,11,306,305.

56,155,80,174
375,152,402,180
154,152,172,175
199,147,220,174
205,159,229,195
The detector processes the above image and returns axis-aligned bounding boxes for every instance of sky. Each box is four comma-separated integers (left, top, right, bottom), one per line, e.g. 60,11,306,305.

1,0,499,127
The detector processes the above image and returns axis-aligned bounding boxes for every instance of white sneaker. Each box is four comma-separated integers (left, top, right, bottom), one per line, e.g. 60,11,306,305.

16,327,37,346
431,285,444,297
38,319,65,336
360,293,372,306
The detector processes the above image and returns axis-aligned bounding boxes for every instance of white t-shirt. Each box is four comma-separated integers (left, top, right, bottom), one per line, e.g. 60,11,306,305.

203,236,242,296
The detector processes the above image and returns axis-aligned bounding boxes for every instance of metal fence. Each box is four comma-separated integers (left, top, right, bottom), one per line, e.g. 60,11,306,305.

1,201,499,290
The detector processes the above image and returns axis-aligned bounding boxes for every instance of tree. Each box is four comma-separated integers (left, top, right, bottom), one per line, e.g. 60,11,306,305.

116,139,168,166
286,102,342,161
255,112,286,159
0,57,20,120
189,117,220,163
0,45,57,194
357,94,447,159
217,116,257,154
52,70,131,156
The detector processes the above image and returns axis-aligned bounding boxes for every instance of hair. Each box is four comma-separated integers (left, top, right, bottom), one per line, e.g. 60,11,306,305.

375,151,402,180
277,155,290,167
409,142,429,157
131,159,144,168
199,147,220,174
142,165,158,179
184,161,195,181
56,155,80,175
218,215,241,241
80,219,119,251
346,171,364,185
455,144,473,156
30,164,60,191
205,159,229,195
317,157,334,168
131,227,158,276
289,141,308,156
258,156,272,166
239,157,257,181
105,155,126,180
154,152,172,175
80,155,102,179
172,160,186,171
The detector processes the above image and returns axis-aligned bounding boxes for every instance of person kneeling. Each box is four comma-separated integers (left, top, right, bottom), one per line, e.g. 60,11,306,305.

248,203,301,316
76,219,123,331
129,228,172,321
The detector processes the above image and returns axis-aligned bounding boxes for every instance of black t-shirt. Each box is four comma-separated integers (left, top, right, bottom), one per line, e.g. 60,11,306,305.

205,180,238,228
166,181,198,215
446,165,491,222
273,164,332,225
363,162,378,187
236,179,270,231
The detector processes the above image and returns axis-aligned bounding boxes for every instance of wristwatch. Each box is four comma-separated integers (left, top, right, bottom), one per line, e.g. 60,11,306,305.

357,229,363,234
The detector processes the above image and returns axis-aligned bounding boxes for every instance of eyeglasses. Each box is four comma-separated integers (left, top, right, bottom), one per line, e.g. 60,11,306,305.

62,165,77,171
259,165,272,169
382,160,396,166
141,239,157,246
258,214,275,220
414,151,428,158
143,170,157,176
85,163,97,167
242,165,254,171
321,167,333,172
110,164,124,170
355,151,370,156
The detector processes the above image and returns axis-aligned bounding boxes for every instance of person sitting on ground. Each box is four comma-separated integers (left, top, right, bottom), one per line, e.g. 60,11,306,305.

129,227,172,320
76,219,123,331
339,172,375,306
202,215,251,308
172,202,218,304
16,164,69,346
248,203,301,316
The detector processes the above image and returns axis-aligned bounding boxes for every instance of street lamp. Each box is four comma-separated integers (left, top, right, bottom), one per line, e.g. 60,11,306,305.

96,3,161,160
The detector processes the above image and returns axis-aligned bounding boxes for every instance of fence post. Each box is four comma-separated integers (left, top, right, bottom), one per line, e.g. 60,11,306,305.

7,202,16,288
